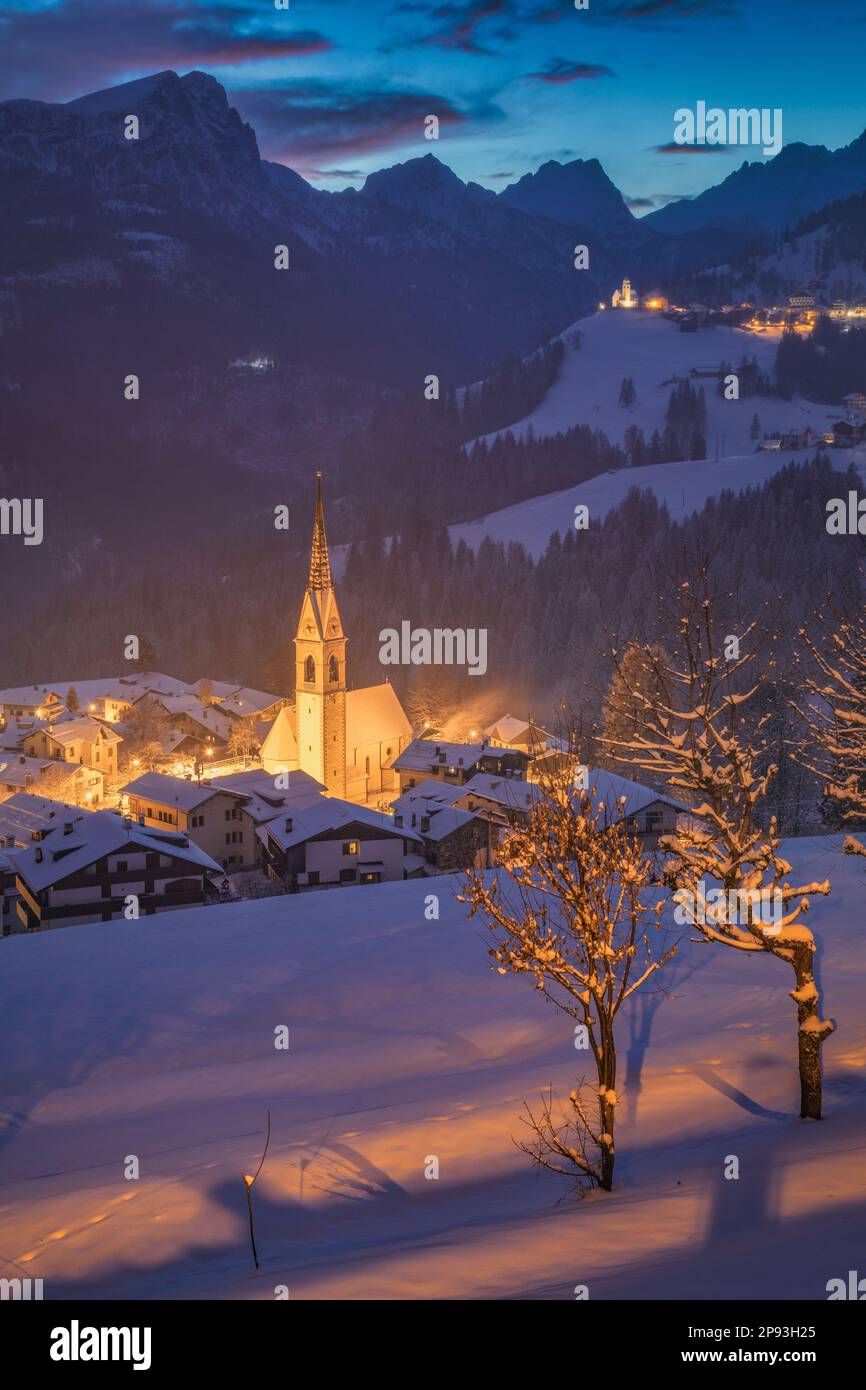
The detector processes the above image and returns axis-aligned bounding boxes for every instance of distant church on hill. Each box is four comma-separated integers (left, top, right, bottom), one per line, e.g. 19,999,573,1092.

261,475,412,803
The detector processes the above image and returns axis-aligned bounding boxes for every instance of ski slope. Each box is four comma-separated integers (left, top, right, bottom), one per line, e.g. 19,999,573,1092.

1,837,864,1301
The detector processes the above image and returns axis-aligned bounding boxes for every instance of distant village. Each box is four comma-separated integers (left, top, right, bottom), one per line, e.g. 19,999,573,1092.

0,481,685,935
607,276,866,450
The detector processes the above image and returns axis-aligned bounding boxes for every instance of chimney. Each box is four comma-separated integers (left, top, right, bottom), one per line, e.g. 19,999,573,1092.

35,846,43,862
420,815,430,833
63,821,73,835
138,813,145,826
284,817,293,833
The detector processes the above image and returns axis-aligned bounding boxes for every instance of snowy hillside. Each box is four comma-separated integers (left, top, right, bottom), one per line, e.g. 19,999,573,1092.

449,310,865,559
450,446,866,560
2,837,864,1300
474,310,829,456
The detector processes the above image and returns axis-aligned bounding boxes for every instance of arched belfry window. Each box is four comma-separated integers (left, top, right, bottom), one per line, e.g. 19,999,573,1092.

328,655,339,684
304,656,315,683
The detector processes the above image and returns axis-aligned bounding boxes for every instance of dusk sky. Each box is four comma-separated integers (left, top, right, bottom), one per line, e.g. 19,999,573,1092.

0,0,864,207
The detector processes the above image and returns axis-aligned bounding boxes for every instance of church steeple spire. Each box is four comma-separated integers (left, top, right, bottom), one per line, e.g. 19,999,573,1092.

308,471,333,592
295,472,347,797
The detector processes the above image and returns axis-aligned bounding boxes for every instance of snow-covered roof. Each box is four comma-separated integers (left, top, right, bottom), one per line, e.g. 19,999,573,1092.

261,706,298,773
122,771,243,812
0,791,87,846
580,768,687,818
258,798,421,852
0,754,56,786
210,769,324,823
13,810,222,891
191,678,242,699
0,716,48,749
457,773,543,813
394,738,487,773
145,696,233,742
44,718,122,746
391,780,465,818
219,687,284,717
420,808,481,842
346,683,411,752
0,684,62,707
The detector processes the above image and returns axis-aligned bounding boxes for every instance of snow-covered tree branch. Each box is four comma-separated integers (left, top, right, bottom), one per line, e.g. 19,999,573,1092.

460,775,675,1191
603,559,833,1120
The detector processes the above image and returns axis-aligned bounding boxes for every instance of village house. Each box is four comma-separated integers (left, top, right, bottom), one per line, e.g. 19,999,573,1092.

452,772,543,826
258,798,423,889
578,768,689,846
122,770,256,869
0,753,105,806
393,738,529,792
11,810,221,931
121,767,325,871
0,849,17,935
132,693,234,755
0,792,90,934
416,807,498,873
212,686,288,723
0,685,62,720
28,717,122,777
831,418,866,447
390,775,536,870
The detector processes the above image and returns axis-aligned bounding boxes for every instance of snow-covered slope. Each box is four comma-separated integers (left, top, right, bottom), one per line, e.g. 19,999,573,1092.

450,310,865,559
1,838,864,1300
449,448,866,560
474,309,828,456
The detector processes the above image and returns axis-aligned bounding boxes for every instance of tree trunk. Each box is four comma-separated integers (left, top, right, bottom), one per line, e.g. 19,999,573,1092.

597,1030,617,1190
789,942,834,1120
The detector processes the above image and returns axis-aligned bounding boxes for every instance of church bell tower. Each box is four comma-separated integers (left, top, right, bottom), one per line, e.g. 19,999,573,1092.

295,473,347,796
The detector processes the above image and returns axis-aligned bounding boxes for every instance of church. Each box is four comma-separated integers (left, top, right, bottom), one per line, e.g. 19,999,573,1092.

261,476,412,805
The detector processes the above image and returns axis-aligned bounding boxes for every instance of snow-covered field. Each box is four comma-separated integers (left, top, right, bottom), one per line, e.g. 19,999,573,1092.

448,311,866,559
476,309,832,456
2,836,864,1301
450,445,866,560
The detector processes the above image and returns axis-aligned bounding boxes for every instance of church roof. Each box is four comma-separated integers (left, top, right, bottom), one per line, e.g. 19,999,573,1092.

261,706,298,773
346,684,411,752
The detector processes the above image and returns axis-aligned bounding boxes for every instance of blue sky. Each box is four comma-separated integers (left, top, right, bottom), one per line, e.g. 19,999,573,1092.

0,0,864,209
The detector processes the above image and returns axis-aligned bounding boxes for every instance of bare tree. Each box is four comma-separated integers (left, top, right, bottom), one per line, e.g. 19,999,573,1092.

603,561,833,1119
460,773,674,1191
227,719,261,761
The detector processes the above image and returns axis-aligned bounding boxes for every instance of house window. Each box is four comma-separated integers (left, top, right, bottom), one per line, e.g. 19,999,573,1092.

308,871,320,886
304,656,315,682
116,860,128,872
342,841,359,856
339,868,356,883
